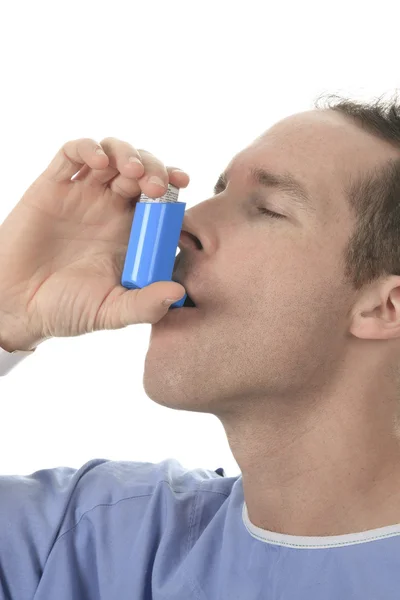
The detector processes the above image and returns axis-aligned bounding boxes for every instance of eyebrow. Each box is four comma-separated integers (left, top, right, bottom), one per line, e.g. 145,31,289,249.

213,167,316,213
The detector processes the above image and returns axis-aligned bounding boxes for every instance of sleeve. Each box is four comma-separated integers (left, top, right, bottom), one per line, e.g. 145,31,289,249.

0,458,108,599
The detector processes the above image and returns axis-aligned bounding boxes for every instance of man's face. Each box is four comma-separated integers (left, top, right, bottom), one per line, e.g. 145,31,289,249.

144,109,399,418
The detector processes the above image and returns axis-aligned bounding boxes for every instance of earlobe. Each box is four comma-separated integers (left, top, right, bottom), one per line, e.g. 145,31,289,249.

350,300,400,341
349,311,378,340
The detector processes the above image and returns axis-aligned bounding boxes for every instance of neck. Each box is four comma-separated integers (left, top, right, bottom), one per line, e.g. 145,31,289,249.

219,372,400,537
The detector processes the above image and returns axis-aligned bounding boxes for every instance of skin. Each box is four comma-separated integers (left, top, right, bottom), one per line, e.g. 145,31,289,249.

144,109,400,536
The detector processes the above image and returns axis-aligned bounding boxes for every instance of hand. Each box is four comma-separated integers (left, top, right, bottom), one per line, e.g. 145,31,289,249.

0,137,189,352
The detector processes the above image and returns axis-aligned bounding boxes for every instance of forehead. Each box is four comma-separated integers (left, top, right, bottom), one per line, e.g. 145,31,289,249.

225,110,399,211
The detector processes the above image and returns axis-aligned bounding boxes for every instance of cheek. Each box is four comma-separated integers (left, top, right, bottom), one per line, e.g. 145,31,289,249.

215,231,334,316
224,255,318,331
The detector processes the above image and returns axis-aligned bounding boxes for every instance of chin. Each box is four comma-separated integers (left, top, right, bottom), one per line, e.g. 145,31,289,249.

143,350,191,408
142,351,215,415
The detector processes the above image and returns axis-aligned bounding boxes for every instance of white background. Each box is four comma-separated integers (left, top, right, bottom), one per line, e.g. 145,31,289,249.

0,0,399,476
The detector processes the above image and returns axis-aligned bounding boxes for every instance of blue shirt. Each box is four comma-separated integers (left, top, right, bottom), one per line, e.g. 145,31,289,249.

1,457,399,599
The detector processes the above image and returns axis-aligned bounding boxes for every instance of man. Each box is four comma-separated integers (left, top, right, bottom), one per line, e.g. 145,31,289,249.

147,92,400,536
1,93,400,598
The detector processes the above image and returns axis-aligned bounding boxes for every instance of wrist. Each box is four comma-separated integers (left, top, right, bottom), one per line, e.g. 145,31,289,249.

0,339,37,353
0,332,44,353
0,312,47,352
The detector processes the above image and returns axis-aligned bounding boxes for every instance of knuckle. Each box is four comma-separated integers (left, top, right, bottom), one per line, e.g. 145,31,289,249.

100,138,141,159
59,139,83,163
62,138,99,156
99,137,120,150
137,149,160,161
137,150,168,172
136,148,151,159
60,139,75,152
99,136,117,144
78,138,99,147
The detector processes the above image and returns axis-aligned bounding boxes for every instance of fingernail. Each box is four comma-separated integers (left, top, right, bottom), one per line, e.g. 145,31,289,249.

171,169,188,176
95,147,106,155
163,298,177,306
148,176,166,188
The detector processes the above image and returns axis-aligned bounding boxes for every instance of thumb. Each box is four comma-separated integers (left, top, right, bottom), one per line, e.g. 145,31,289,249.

105,281,186,328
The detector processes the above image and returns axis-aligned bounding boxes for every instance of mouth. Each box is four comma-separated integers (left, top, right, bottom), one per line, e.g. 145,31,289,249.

154,283,204,328
153,303,204,330
182,293,196,308
172,275,198,309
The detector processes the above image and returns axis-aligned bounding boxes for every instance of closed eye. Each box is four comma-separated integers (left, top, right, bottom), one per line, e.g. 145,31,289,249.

257,207,285,220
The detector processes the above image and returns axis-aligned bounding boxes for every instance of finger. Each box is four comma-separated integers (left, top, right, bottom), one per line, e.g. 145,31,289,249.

42,138,109,183
108,161,191,200
96,281,187,330
105,148,189,199
73,161,190,189
71,138,190,199
120,281,187,326
166,166,190,189
107,148,170,199
84,137,145,187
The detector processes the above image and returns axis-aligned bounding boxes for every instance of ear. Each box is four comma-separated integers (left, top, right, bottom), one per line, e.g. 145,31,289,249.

350,277,400,340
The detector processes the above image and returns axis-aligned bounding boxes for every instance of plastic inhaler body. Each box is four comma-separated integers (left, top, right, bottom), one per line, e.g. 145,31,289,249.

121,184,187,309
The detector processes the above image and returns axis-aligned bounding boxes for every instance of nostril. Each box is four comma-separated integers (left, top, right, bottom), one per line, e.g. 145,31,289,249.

179,230,203,250
194,236,203,250
189,233,202,250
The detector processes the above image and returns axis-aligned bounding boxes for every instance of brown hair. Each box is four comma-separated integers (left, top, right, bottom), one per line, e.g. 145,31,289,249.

314,92,400,291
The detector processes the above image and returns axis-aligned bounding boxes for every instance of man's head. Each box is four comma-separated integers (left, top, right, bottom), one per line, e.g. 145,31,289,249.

144,94,400,421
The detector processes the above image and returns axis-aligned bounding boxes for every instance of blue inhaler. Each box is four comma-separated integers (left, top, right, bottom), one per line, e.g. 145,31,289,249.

121,184,187,309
